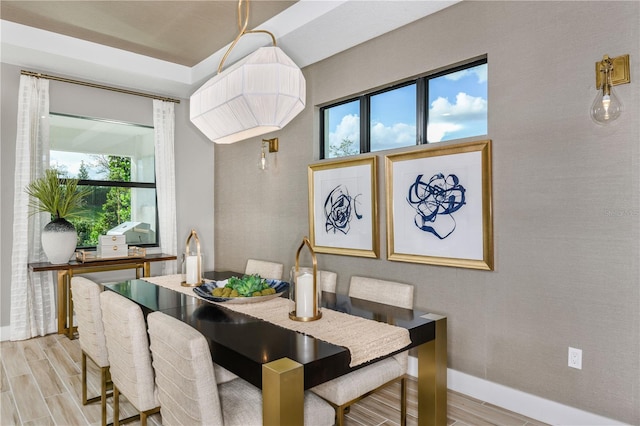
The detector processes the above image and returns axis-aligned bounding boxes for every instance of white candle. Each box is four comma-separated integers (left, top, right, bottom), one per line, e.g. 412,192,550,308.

186,255,199,284
296,272,314,317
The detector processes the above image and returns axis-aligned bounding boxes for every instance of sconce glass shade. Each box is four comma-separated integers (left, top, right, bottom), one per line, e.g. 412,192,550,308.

190,46,306,144
258,145,268,170
591,86,622,124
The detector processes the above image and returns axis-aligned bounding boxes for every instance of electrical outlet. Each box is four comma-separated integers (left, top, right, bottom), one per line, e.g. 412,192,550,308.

568,347,582,369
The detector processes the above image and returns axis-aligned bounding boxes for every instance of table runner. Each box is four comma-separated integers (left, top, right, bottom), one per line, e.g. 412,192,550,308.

142,274,411,367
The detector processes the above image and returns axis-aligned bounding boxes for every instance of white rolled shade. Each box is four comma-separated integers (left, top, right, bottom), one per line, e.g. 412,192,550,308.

190,46,306,144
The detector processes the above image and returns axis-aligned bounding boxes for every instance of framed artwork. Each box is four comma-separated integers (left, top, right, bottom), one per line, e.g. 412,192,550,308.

385,140,493,270
308,156,378,258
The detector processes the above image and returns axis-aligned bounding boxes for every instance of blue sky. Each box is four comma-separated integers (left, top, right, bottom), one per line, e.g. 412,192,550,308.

327,63,488,154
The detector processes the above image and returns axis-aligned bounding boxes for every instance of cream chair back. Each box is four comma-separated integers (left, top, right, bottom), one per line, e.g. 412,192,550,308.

71,277,111,426
245,258,284,280
100,291,159,424
311,276,414,426
71,277,109,368
148,311,335,426
147,311,224,425
318,270,337,293
349,276,414,309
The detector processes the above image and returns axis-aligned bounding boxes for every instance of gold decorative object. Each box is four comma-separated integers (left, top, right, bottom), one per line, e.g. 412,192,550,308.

289,237,322,321
181,229,203,287
591,54,630,124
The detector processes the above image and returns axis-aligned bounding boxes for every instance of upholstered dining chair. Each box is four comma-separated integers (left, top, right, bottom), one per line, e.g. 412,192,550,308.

147,311,335,426
245,258,284,280
70,277,111,426
311,276,414,426
100,291,160,426
318,270,337,293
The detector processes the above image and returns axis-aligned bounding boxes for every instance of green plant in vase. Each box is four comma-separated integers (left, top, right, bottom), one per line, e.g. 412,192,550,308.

25,169,91,264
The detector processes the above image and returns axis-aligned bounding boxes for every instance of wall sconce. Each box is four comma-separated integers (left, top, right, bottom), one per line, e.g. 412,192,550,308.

591,54,630,124
258,138,279,170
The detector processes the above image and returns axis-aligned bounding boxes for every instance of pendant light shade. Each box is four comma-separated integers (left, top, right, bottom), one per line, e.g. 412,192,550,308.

190,46,306,144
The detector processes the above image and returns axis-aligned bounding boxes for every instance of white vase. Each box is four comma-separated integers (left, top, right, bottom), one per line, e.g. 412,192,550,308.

41,218,77,264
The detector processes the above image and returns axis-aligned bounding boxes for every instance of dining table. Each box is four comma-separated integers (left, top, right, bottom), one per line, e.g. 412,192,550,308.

102,271,447,426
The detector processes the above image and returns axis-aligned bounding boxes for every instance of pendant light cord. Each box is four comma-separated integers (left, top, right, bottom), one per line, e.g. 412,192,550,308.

217,0,277,74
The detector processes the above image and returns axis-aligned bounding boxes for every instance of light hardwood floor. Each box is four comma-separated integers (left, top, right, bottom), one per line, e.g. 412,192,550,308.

1,334,548,426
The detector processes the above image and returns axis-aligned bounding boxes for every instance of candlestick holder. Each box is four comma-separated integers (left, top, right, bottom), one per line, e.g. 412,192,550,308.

181,229,203,287
289,237,322,321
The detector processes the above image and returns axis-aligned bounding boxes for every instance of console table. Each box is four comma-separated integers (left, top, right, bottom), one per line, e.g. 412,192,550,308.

28,253,177,339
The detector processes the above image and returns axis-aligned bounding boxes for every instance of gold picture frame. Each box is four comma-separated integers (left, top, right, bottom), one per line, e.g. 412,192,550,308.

385,140,493,270
308,156,379,258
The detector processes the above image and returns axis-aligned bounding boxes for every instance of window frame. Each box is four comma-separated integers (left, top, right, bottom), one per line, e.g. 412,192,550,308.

49,112,160,250
320,57,487,159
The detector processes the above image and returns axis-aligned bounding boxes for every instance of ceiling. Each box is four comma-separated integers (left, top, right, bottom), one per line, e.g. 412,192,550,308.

0,1,461,98
1,1,296,67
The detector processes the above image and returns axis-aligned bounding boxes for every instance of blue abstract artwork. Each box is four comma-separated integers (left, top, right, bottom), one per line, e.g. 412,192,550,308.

406,173,466,239
324,184,362,235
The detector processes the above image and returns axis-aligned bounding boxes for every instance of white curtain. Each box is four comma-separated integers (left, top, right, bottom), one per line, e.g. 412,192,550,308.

153,99,177,274
10,75,56,341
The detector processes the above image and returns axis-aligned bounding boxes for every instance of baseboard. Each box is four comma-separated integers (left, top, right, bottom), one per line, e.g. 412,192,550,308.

407,356,626,426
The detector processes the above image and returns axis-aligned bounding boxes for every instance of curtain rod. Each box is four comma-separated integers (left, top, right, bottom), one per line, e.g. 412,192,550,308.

21,70,181,104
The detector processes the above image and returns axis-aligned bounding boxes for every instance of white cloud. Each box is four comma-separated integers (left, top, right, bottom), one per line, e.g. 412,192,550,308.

444,66,487,84
428,92,487,141
329,114,360,146
427,122,463,142
430,92,487,122
371,121,416,151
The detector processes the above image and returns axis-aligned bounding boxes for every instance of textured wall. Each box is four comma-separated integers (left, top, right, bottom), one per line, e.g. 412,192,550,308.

214,1,639,423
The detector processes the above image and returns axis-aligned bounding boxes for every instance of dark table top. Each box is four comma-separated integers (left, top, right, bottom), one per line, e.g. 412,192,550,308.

103,271,436,390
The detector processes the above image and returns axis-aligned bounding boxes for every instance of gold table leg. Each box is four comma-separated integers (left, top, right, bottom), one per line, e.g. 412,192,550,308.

56,269,77,339
262,357,304,426
67,270,76,339
64,269,77,340
418,314,447,426
56,270,68,336
142,261,150,278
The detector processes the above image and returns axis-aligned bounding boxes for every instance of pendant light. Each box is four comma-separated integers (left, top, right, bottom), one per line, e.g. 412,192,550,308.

190,0,306,144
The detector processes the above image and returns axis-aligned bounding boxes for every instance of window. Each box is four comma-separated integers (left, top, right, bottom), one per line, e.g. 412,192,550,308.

370,82,416,152
49,113,158,248
427,62,488,142
320,59,487,159
322,99,360,159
